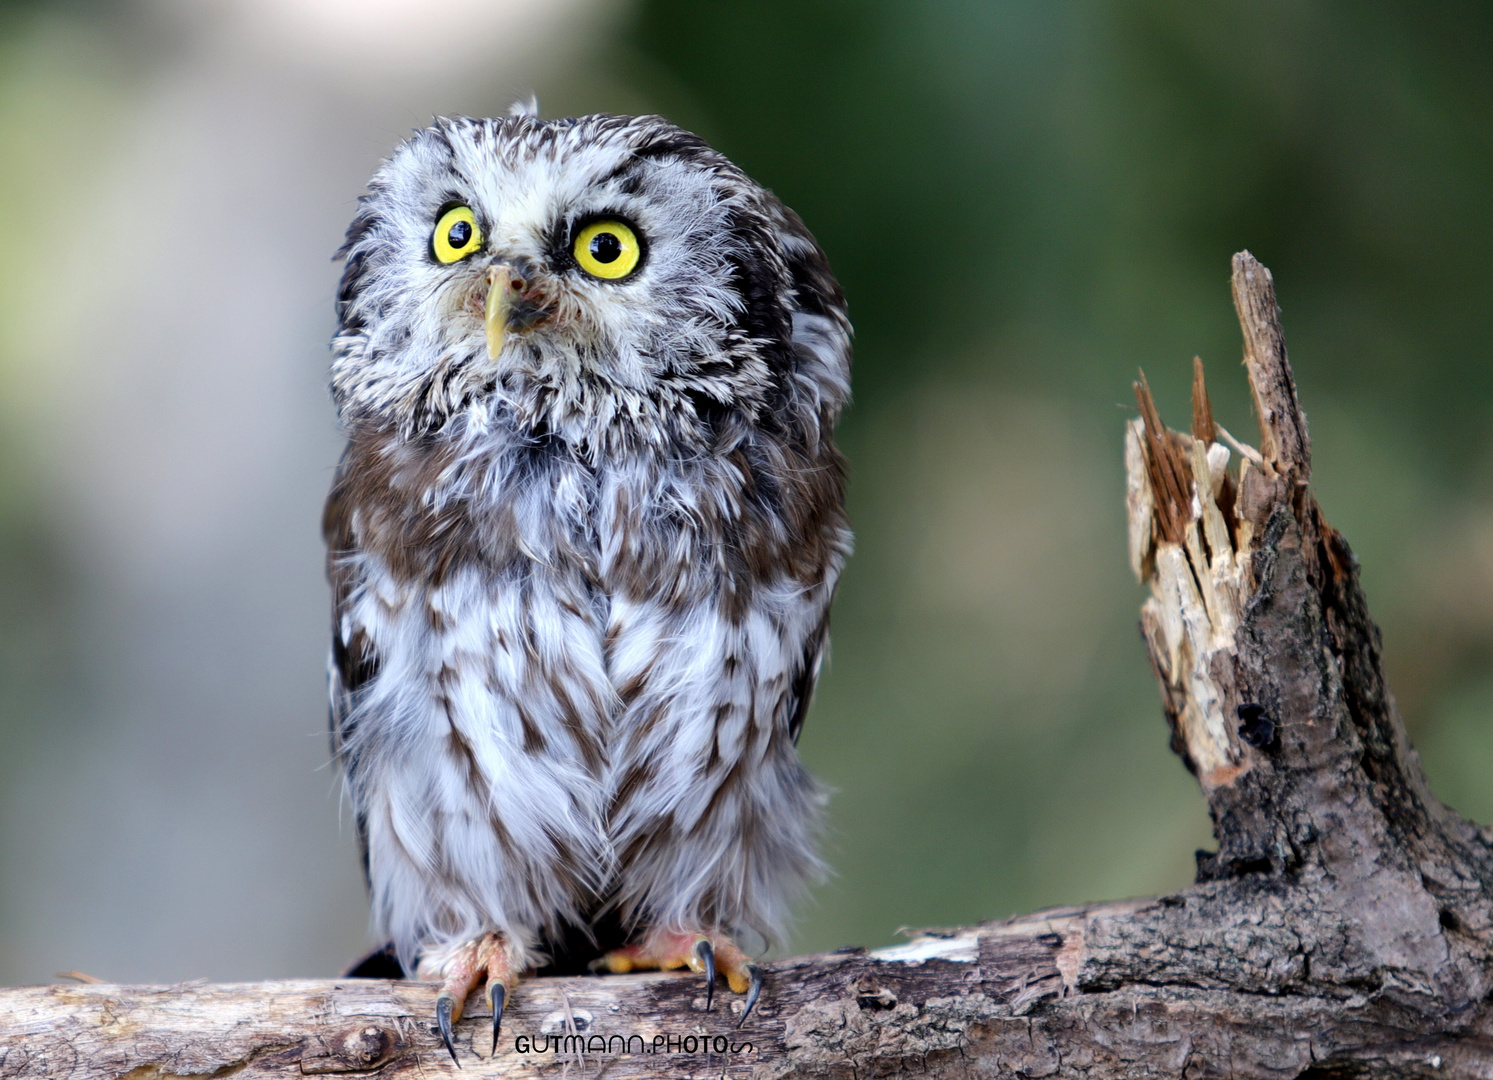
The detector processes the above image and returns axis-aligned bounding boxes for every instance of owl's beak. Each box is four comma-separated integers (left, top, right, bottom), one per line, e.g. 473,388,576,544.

484,265,519,360
483,263,551,360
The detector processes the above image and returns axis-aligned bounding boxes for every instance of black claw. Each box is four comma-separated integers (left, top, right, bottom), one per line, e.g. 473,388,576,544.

489,982,506,1055
694,938,716,1012
739,964,763,1027
436,993,461,1068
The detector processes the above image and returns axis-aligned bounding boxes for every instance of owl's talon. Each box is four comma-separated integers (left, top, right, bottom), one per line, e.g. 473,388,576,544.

422,930,514,1066
693,938,716,1011
488,982,506,1055
597,929,762,1018
435,993,461,1067
739,964,763,1025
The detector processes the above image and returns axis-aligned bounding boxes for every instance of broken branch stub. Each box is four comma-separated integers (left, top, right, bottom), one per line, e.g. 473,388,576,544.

1127,250,1493,1018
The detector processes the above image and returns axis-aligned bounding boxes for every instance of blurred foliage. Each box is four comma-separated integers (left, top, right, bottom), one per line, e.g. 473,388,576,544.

628,1,1493,438
0,8,124,768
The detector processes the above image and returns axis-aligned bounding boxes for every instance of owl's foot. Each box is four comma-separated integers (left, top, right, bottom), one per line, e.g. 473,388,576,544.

420,932,517,1066
592,928,764,1024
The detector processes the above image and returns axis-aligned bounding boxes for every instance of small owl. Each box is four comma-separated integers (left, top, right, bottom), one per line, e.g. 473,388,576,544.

324,103,851,1062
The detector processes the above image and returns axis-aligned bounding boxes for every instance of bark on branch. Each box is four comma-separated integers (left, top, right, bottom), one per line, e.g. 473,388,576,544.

5,252,1492,1079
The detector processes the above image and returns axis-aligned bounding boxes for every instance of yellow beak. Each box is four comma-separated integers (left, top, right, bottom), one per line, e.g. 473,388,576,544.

485,265,516,361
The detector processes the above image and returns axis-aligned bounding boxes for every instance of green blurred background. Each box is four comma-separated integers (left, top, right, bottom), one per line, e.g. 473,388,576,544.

0,0,1490,983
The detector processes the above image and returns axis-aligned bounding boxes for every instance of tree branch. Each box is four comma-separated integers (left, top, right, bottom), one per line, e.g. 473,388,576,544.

4,252,1491,1079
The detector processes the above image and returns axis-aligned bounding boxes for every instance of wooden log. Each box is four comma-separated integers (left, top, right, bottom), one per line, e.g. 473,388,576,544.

4,252,1491,1078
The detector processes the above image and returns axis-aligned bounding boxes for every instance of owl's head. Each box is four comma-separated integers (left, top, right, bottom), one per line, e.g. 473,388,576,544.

331,107,848,452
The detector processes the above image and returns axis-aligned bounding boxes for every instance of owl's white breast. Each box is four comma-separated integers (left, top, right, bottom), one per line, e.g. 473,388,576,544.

337,402,842,965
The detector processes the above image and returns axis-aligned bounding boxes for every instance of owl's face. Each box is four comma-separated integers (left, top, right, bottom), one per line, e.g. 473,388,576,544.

332,110,838,450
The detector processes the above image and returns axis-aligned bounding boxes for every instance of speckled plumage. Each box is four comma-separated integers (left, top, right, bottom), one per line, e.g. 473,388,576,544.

324,107,852,987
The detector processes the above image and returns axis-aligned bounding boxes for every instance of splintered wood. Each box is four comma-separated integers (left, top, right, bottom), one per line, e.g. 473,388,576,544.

1127,252,1323,791
1127,362,1254,786
1128,253,1319,791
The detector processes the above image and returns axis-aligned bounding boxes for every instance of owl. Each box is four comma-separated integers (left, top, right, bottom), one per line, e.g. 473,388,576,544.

323,103,851,1063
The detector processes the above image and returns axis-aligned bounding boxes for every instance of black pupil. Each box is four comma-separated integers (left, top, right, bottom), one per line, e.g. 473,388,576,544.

590,231,623,264
447,219,472,248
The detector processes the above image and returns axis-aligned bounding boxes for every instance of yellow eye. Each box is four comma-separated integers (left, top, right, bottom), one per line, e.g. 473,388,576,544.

573,219,642,280
432,205,482,264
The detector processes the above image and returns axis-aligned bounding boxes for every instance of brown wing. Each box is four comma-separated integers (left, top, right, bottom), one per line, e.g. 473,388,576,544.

323,448,383,886
786,616,830,746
